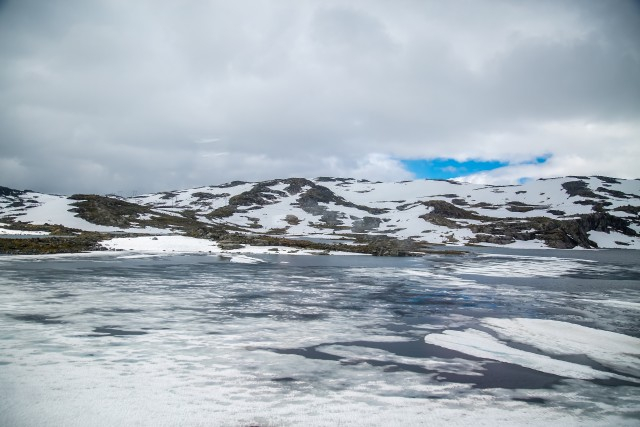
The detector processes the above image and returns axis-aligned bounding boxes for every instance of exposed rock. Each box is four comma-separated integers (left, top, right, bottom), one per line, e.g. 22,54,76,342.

351,216,382,233
217,180,247,188
562,180,604,199
296,184,386,216
191,192,229,200
0,233,109,255
506,201,546,213
614,205,640,215
596,187,638,200
69,194,150,227
421,200,481,220
217,241,245,250
595,176,621,184
0,186,26,197
284,214,301,225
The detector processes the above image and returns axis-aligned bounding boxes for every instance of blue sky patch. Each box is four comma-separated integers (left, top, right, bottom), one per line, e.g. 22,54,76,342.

401,158,508,179
401,155,550,180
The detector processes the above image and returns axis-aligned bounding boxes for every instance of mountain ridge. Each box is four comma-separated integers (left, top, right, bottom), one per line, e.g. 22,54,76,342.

1,176,639,251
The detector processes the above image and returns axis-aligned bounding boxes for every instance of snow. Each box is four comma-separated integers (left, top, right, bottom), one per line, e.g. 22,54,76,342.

0,224,49,236
101,235,218,252
13,194,169,234
482,318,640,377
424,327,639,383
99,235,363,259
425,317,640,382
589,230,639,249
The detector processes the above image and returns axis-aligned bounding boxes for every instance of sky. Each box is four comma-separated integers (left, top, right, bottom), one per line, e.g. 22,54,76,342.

1,0,639,195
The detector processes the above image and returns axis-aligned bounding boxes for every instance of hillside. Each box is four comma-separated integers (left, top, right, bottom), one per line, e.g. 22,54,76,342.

1,176,639,251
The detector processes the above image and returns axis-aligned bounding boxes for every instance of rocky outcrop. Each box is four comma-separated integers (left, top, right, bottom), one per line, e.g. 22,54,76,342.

468,212,636,249
419,200,483,228
562,180,604,199
69,194,151,227
351,216,382,233
296,184,386,215
0,186,26,197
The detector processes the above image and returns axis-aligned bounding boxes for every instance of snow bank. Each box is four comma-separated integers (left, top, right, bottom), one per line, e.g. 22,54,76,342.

17,195,169,234
101,235,218,253
99,235,363,260
0,224,49,236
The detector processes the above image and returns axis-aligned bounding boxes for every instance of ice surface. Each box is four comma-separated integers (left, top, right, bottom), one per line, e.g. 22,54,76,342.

1,249,639,426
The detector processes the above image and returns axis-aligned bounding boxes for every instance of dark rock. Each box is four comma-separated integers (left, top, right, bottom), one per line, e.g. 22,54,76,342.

562,180,604,199
0,186,26,197
595,176,621,184
596,187,638,200
614,205,640,215
217,180,247,188
218,242,244,250
284,214,301,225
68,195,150,227
351,216,382,233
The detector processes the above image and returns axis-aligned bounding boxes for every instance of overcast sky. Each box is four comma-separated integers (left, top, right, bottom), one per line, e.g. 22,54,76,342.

1,0,639,195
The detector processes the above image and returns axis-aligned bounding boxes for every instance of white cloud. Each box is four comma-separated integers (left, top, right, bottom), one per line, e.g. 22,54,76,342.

457,119,640,184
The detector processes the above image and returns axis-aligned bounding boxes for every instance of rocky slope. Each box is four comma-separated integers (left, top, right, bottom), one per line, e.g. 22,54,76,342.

1,176,639,250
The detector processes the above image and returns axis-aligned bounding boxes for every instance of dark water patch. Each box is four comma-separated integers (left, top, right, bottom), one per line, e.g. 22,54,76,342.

270,346,342,362
499,338,626,376
8,313,66,324
334,339,484,360
234,292,270,301
49,292,77,299
168,306,211,314
466,362,561,389
106,308,144,314
271,377,298,382
226,310,326,321
512,397,546,404
591,377,640,387
272,340,564,389
92,326,148,336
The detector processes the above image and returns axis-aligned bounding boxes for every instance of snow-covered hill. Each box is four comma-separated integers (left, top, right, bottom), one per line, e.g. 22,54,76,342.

2,176,639,249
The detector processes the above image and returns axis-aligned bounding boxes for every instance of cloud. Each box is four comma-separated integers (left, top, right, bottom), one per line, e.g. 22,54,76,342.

0,0,638,194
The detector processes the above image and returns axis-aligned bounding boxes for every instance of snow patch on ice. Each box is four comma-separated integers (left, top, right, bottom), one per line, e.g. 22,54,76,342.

481,318,640,377
424,327,639,382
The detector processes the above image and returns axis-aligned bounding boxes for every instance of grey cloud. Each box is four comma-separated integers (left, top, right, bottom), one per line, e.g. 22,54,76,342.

0,0,638,194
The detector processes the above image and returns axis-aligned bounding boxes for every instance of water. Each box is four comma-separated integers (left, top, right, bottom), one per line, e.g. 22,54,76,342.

0,250,639,426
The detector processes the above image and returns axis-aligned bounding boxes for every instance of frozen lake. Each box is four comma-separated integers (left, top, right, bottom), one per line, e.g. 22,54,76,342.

1,249,639,426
